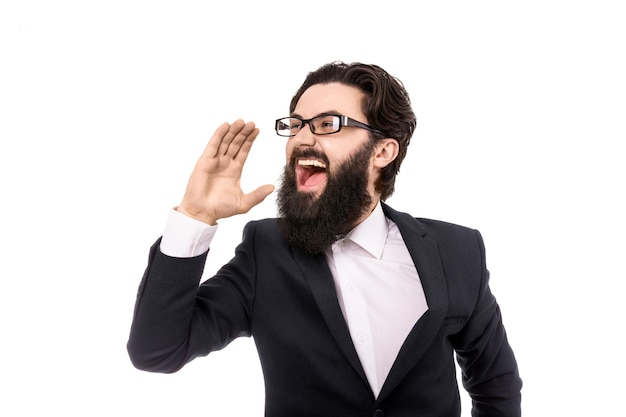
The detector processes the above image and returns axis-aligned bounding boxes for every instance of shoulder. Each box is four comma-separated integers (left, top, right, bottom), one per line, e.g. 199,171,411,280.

240,218,287,247
415,218,481,244
242,217,280,234
382,203,485,259
383,203,479,238
415,217,475,233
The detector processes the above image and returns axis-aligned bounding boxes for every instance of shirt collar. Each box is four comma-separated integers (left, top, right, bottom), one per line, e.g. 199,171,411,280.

342,201,388,259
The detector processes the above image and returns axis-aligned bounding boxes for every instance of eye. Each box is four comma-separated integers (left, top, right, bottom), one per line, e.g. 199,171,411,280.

315,115,339,132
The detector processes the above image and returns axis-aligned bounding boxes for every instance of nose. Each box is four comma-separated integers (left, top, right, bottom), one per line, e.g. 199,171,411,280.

292,122,316,147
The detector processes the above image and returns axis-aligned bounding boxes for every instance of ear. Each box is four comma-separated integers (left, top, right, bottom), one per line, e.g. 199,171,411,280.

373,138,399,169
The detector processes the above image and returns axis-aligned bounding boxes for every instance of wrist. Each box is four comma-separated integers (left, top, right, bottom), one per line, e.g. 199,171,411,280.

175,205,217,226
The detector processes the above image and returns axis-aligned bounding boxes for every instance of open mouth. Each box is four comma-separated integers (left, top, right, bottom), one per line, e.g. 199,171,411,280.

296,158,327,191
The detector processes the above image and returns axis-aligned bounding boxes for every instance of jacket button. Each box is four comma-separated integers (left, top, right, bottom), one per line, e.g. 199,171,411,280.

373,410,384,417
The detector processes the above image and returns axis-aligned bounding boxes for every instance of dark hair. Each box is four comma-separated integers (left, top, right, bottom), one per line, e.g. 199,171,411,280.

289,61,416,201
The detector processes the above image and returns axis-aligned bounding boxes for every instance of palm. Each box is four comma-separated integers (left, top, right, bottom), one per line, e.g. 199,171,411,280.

178,120,275,225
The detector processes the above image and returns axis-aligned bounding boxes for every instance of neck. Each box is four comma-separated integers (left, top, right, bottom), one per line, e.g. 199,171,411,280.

352,197,380,228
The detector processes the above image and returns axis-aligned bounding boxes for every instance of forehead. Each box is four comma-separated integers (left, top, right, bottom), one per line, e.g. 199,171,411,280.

293,82,365,118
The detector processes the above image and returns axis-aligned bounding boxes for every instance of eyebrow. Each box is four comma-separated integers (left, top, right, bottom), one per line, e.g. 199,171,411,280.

289,110,342,119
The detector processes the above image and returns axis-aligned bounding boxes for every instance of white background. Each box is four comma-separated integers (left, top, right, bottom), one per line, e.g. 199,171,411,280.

1,1,624,415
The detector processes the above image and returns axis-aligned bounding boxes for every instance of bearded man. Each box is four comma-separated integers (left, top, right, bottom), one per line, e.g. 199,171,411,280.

127,62,522,417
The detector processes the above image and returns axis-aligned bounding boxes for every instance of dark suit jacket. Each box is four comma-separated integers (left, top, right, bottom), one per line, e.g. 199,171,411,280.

127,203,522,417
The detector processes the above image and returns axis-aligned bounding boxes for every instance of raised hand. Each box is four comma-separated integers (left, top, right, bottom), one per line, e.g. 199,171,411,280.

176,120,275,225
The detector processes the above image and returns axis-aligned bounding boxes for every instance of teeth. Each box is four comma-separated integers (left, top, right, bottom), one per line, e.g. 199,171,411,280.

298,159,326,168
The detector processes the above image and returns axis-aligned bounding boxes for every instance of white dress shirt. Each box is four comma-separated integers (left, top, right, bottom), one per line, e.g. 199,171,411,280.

324,203,428,396
159,202,428,398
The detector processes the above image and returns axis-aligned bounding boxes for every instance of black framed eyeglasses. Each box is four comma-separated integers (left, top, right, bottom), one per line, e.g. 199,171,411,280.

275,114,383,137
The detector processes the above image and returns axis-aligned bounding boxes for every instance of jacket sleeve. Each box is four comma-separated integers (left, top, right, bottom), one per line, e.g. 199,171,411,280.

126,222,258,373
450,230,523,417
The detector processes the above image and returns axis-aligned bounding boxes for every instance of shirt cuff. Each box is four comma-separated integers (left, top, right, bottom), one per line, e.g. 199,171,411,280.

160,208,217,257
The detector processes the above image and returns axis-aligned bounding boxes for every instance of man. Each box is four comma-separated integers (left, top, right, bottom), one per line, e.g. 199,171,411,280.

127,62,522,416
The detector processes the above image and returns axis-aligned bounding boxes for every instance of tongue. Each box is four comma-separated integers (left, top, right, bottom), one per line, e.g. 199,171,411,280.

303,170,326,187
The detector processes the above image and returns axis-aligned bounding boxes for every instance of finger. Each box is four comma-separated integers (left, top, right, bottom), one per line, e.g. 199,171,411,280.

201,122,231,159
224,121,257,159
239,184,276,214
218,119,246,157
231,126,259,163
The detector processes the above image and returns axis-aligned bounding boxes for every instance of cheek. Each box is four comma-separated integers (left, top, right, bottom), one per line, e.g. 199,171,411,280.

324,146,356,172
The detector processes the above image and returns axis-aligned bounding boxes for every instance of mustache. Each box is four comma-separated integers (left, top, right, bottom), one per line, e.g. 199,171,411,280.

288,148,330,168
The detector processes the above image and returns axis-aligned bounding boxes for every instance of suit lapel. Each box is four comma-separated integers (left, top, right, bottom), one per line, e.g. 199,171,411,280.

376,204,449,402
291,247,371,389
290,204,449,401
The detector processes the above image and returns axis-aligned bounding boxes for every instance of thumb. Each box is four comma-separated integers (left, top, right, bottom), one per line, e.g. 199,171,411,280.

240,184,276,213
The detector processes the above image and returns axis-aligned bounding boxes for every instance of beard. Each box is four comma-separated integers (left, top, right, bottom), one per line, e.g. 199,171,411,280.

276,142,375,255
